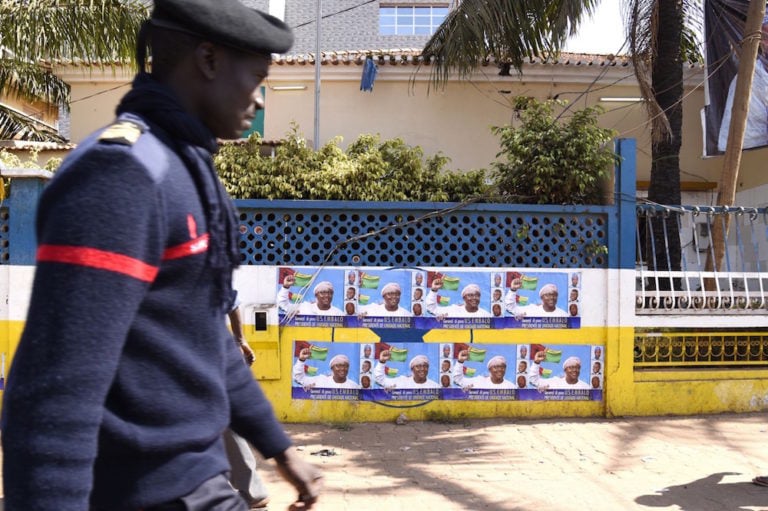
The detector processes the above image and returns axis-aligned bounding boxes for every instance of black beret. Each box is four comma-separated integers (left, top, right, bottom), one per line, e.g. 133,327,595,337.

151,0,293,55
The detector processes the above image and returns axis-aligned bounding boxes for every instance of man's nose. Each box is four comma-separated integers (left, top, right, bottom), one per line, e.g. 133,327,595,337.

255,95,265,110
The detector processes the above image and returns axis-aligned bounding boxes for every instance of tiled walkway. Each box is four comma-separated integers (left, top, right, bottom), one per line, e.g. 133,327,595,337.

4,413,768,510
261,413,768,511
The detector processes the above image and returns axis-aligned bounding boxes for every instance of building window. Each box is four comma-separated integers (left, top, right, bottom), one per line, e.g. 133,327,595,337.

379,5,449,36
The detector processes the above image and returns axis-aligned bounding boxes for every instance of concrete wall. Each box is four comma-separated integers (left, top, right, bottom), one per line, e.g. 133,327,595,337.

4,157,768,422
55,56,745,195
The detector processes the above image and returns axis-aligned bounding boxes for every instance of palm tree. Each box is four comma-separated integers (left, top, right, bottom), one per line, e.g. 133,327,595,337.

0,0,148,141
420,0,703,286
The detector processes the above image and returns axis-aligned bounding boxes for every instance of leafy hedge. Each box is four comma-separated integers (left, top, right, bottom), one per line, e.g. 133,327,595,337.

215,125,489,202
216,98,616,205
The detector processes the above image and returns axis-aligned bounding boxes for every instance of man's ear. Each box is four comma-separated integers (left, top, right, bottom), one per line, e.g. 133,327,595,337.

194,41,218,80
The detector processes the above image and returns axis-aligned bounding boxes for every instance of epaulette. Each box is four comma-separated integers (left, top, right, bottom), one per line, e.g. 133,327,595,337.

97,120,144,146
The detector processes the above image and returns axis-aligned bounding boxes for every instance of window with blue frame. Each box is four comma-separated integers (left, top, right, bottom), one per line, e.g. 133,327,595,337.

379,5,448,36
242,86,266,138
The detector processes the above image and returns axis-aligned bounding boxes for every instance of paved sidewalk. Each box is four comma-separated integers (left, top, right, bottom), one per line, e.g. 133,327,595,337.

258,413,768,511
2,413,768,510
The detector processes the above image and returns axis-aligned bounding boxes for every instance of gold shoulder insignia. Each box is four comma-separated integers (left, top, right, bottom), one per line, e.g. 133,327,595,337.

98,120,143,145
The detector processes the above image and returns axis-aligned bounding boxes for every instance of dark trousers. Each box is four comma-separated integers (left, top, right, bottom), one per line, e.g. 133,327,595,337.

139,473,248,511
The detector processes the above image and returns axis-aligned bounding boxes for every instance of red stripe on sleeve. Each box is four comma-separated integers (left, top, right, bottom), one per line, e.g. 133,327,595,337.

162,234,209,260
36,245,159,283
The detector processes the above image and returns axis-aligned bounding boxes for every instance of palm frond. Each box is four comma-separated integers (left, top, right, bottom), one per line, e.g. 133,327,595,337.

0,0,148,67
420,0,600,91
0,57,69,107
0,102,64,141
681,0,704,63
0,1,147,141
626,0,667,138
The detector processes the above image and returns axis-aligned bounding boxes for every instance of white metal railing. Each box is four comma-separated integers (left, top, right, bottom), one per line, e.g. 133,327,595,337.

635,204,768,315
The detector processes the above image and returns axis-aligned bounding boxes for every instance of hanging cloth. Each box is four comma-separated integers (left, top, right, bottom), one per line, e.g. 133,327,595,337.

360,56,378,92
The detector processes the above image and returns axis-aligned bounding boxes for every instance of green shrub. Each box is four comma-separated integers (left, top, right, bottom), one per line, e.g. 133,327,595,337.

491,98,617,205
215,125,489,202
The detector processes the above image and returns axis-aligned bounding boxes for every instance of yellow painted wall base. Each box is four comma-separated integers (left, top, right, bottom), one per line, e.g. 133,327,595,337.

262,325,612,423
616,374,768,416
4,319,768,421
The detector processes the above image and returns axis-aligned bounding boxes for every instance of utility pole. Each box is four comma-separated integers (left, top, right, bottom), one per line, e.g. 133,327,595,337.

314,0,321,151
706,0,765,276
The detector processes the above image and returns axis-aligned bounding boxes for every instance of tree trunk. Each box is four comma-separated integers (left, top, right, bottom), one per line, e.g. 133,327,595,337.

646,0,683,291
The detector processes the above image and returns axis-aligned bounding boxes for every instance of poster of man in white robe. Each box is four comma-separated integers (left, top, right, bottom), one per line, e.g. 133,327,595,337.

291,341,361,400
518,343,602,401
365,342,440,401
276,267,347,327
440,343,517,401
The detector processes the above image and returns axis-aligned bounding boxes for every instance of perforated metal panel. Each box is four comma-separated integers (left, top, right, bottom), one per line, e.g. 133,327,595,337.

235,200,610,269
0,207,9,264
635,330,768,367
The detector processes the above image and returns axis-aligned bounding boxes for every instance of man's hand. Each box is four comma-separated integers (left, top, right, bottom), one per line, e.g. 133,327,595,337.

283,274,296,288
274,447,323,510
299,347,311,362
240,342,255,366
510,278,522,291
378,349,390,363
431,278,443,292
457,349,469,363
533,350,546,364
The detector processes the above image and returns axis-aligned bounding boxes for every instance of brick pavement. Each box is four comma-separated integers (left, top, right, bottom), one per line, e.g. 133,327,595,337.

259,413,768,511
3,413,768,510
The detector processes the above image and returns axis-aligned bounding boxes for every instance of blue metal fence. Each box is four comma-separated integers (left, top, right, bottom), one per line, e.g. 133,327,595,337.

0,140,639,272
234,201,614,269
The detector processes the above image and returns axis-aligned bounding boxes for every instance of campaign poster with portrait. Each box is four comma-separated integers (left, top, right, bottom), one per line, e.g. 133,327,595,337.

438,342,518,401
516,343,602,401
701,0,768,156
413,270,578,330
344,269,413,329
362,342,440,402
276,267,579,329
289,341,604,402
414,270,494,329
277,267,347,327
291,341,361,401
505,271,579,329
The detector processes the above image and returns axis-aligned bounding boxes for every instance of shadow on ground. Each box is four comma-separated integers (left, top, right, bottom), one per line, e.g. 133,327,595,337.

636,472,768,511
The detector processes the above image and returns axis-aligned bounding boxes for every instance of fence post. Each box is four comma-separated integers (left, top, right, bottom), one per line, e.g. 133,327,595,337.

3,168,53,265
614,138,637,270
606,138,638,417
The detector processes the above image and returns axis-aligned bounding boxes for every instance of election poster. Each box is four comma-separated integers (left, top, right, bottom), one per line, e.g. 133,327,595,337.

291,340,603,402
276,267,581,329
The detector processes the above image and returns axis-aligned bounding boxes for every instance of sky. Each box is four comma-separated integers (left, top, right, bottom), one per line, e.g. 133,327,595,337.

563,3,627,55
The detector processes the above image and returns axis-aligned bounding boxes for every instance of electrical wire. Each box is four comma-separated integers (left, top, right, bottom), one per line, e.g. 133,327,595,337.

291,0,378,30
70,81,131,104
